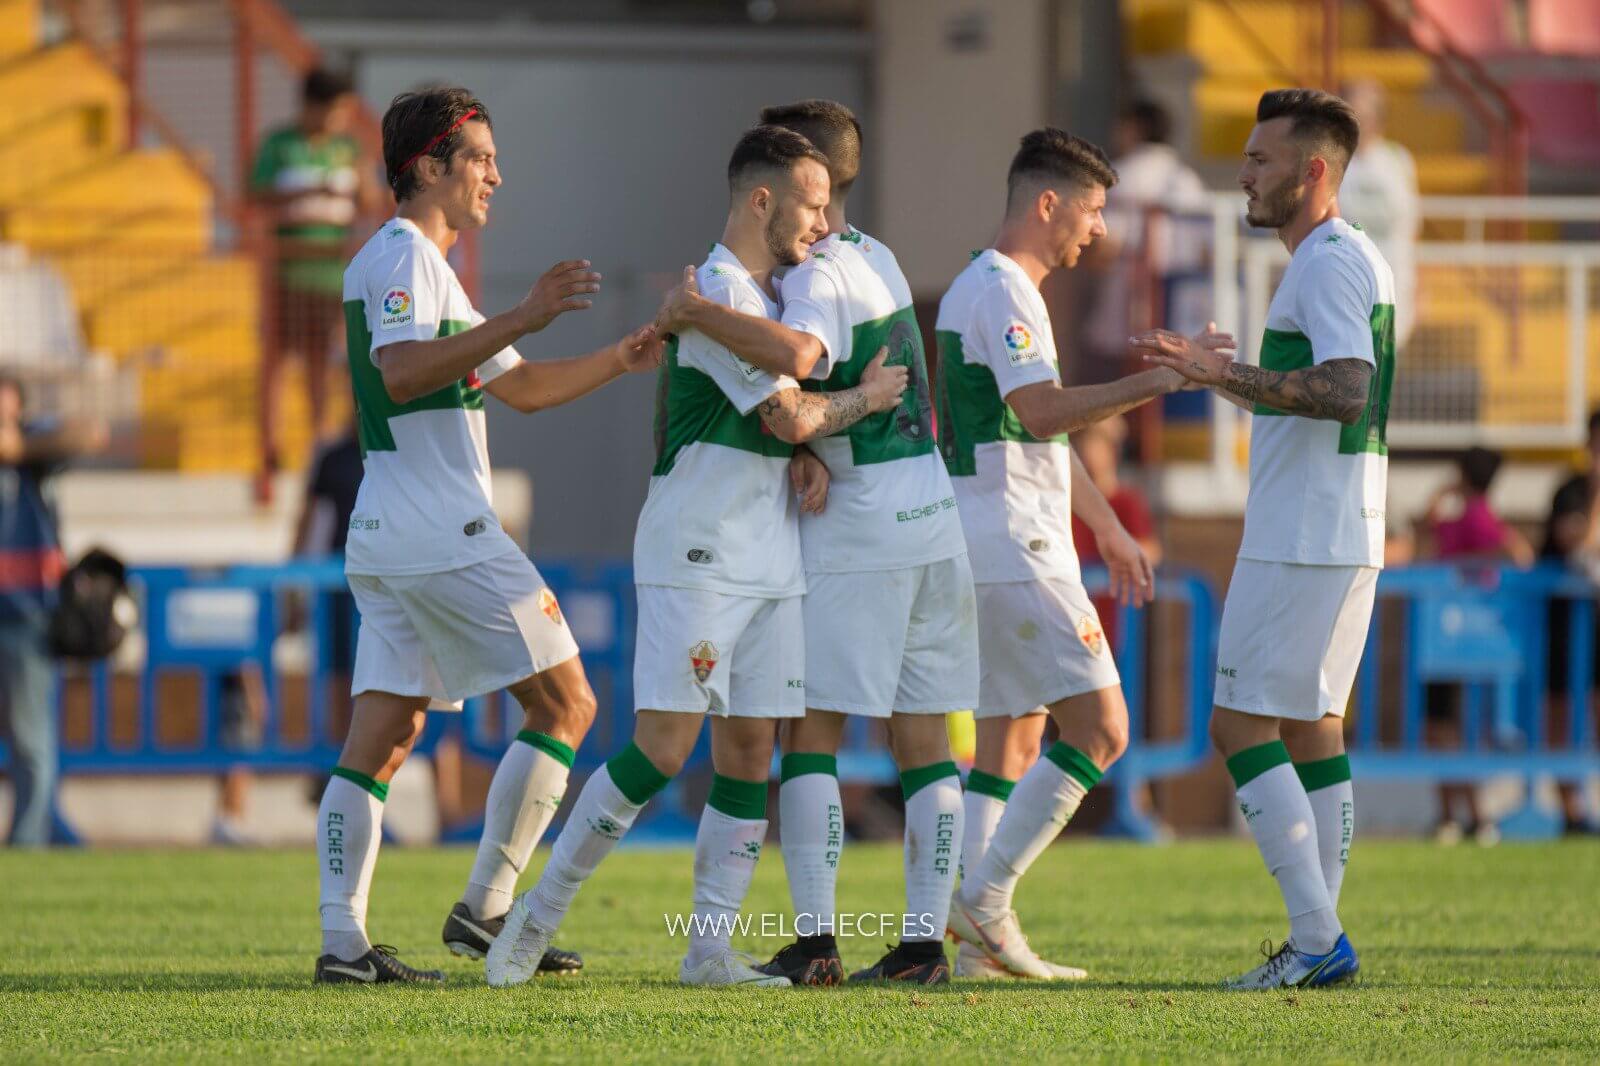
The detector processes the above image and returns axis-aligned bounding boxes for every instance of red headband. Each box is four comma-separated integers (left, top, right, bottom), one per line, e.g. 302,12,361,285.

395,108,479,177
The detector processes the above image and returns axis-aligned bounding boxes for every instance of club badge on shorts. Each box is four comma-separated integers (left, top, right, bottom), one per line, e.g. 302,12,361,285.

689,640,720,683
1076,614,1105,657
538,588,564,626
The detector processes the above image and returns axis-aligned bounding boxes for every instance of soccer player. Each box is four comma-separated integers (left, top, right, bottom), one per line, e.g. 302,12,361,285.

486,124,908,989
314,87,665,985
651,99,977,986
1136,88,1393,989
938,128,1209,979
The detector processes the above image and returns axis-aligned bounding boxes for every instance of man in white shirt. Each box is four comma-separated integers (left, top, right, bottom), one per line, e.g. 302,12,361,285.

314,86,664,985
1138,88,1395,991
938,128,1207,980
487,124,907,990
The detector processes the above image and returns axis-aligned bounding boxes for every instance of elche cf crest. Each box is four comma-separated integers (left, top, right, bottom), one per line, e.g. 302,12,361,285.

1076,614,1105,657
689,640,720,682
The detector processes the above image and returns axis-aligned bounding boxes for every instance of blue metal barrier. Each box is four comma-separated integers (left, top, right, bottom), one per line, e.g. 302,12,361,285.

22,557,1594,843
1352,563,1600,838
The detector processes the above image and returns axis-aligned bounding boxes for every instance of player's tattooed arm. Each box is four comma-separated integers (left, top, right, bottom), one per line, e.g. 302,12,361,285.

1215,359,1372,423
756,347,907,444
1133,326,1370,425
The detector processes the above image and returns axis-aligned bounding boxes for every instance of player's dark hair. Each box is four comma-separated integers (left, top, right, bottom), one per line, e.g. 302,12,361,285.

726,124,830,195
1256,88,1360,176
382,86,492,201
1123,98,1172,146
1587,406,1600,440
758,99,863,194
303,67,354,106
1458,446,1504,495
1006,127,1117,211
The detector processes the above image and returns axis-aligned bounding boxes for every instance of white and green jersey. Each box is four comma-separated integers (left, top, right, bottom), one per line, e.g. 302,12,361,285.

633,243,805,598
782,228,966,573
341,217,523,577
1242,217,1395,568
935,249,1079,585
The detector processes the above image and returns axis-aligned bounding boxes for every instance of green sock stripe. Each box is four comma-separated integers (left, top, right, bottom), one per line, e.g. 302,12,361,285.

1295,753,1352,793
1043,743,1104,790
780,752,838,783
900,760,960,801
707,773,768,820
965,768,1016,802
330,766,388,802
515,730,575,769
605,743,672,806
1226,740,1292,788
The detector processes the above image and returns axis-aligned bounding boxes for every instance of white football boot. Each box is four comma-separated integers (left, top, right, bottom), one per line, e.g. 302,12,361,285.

485,895,553,988
679,949,792,988
948,903,1088,980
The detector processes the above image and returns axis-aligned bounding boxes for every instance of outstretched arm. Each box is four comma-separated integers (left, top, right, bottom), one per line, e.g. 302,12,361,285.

756,348,907,444
1005,369,1186,441
1134,327,1371,424
655,266,824,380
376,259,601,403
485,325,664,413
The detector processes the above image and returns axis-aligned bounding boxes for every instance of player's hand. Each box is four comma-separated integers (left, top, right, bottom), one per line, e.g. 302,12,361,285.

654,266,704,336
516,259,602,333
614,323,665,373
1096,522,1155,608
1131,322,1236,387
789,448,830,515
859,347,910,413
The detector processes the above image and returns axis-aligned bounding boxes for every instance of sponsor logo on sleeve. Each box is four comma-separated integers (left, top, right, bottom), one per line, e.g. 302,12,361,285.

689,640,720,683
1003,321,1039,365
380,285,414,330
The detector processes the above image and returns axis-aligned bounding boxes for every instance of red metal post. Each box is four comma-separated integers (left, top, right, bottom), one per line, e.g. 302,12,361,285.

120,0,141,148
1322,0,1340,90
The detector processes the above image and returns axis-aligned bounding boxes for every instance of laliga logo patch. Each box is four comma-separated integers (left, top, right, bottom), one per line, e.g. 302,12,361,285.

538,588,564,626
1076,614,1105,658
380,285,414,330
1004,321,1039,366
689,640,720,683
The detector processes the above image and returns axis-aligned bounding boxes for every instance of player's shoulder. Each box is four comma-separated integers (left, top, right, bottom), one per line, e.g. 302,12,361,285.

1303,220,1383,286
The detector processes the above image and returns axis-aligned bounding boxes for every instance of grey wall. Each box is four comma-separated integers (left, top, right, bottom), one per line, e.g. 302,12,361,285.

334,24,868,559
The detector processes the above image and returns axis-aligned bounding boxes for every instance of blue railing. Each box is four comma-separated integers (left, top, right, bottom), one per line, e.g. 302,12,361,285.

16,558,1597,841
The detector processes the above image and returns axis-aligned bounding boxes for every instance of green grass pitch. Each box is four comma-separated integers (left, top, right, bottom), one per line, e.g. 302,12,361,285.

4,840,1598,1063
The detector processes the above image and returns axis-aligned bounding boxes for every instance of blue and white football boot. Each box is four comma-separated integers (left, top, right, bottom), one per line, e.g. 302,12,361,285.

1223,934,1360,990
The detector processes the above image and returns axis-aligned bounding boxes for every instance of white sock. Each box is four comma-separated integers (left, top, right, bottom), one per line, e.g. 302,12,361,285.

959,774,1011,881
1305,778,1354,908
686,779,768,968
317,772,385,960
462,735,571,919
778,758,842,938
1235,759,1342,954
960,746,1092,924
525,764,644,931
900,764,963,942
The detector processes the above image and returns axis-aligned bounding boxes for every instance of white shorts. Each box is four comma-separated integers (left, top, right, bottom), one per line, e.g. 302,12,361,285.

634,585,804,718
1215,558,1378,721
973,574,1121,719
803,554,979,718
348,551,580,709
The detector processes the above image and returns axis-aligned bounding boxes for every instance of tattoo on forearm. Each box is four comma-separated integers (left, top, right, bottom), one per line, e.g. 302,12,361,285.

757,388,870,440
1218,358,1372,423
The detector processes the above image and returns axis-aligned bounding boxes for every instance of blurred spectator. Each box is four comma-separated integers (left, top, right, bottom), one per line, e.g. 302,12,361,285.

213,666,268,845
0,372,106,846
250,67,384,478
1539,408,1600,835
1072,416,1162,637
1421,447,1533,845
1341,79,1421,348
1082,98,1210,383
